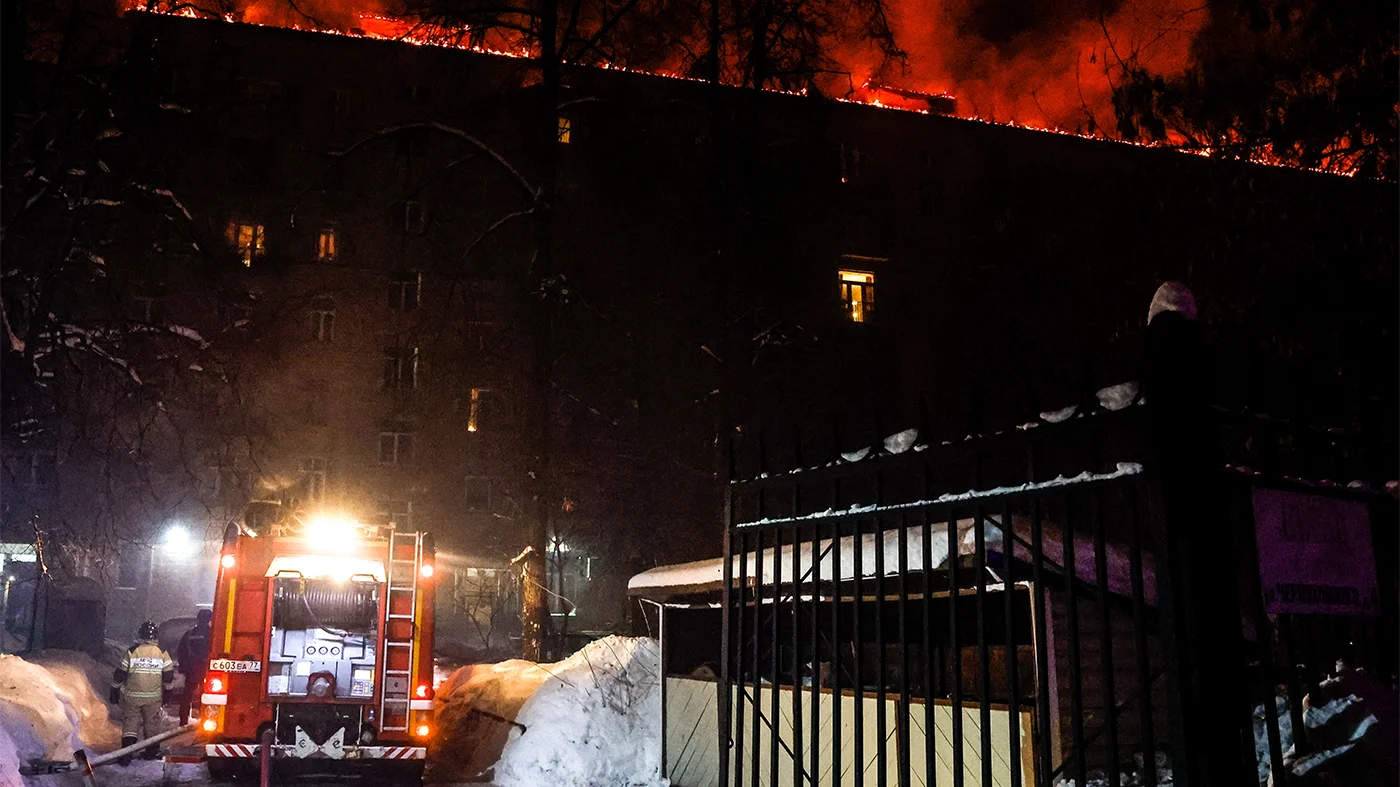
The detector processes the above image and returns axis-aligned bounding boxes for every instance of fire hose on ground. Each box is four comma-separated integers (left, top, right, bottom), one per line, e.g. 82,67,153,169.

79,723,197,768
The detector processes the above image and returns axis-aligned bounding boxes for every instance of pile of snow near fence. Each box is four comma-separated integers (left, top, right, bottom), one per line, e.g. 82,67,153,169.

1254,665,1398,787
0,651,120,784
433,635,664,787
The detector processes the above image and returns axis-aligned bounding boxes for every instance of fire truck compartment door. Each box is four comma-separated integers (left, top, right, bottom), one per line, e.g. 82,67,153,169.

266,556,386,582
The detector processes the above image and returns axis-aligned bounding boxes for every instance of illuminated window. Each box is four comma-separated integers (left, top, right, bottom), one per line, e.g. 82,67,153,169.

557,117,572,144
839,269,875,323
388,272,421,312
466,387,485,432
378,431,414,465
226,220,265,266
311,303,335,342
382,347,420,391
317,228,337,261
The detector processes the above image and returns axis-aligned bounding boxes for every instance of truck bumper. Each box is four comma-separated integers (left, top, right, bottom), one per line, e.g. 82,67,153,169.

205,744,426,760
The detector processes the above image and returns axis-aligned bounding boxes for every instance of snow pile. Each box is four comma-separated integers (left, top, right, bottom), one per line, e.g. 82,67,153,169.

434,636,664,787
27,650,123,752
0,651,119,767
1254,667,1399,786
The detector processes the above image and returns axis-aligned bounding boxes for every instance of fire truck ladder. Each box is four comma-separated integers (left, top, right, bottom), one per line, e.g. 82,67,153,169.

380,530,421,733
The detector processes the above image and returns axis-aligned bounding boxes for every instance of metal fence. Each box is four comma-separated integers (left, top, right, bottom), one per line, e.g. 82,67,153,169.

714,388,1395,787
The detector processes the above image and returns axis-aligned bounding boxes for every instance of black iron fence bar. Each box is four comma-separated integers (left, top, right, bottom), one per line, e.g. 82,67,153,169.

770,527,781,787
876,513,888,787
791,523,804,787
1030,497,1053,787
1278,614,1307,755
1002,497,1022,787
733,527,747,787
922,510,937,787
1239,489,1285,784
811,519,822,787
720,477,736,787
1127,484,1157,787
975,503,994,787
1051,666,1168,781
1091,490,1121,787
747,527,759,787
854,514,865,787
1063,494,1088,785
948,509,964,787
898,513,913,787
833,481,844,787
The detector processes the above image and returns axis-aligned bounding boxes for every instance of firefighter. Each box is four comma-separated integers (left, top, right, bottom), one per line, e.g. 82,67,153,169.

175,609,213,724
109,620,174,765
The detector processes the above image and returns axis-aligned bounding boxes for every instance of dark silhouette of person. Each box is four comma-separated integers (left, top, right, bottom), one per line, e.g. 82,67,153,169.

176,609,213,725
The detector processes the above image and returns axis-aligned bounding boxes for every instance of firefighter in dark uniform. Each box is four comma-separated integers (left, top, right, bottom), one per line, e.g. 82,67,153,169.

176,609,213,724
110,620,174,765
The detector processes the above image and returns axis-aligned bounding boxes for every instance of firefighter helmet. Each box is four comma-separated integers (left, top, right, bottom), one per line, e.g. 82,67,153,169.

138,620,158,641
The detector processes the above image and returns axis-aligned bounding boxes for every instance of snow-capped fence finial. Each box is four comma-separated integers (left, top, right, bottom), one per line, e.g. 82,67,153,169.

1148,281,1197,324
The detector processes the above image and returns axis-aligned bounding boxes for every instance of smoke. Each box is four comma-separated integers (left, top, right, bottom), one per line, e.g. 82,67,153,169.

845,0,1209,133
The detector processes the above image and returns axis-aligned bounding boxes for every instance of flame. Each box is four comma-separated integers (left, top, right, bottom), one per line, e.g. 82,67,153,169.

120,2,1358,177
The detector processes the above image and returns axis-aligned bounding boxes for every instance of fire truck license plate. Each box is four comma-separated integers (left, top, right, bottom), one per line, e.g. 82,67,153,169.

209,659,262,673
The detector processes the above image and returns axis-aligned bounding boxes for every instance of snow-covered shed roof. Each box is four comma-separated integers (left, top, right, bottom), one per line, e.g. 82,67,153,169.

629,507,1157,606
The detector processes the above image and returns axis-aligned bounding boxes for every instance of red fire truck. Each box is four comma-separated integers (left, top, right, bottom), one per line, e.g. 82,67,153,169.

198,505,436,783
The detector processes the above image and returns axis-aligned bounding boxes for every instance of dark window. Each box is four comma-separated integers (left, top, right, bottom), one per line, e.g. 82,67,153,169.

382,347,420,391
300,458,326,502
378,499,413,529
378,431,415,465
464,476,498,511
117,549,148,590
388,272,421,312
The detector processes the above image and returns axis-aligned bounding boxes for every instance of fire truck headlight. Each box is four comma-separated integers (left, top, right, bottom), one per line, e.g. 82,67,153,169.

420,563,434,578
220,554,236,569
202,718,218,732
414,724,431,738
414,684,432,699
309,675,334,698
208,676,225,693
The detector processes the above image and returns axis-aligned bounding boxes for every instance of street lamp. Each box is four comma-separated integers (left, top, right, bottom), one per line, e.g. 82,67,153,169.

161,524,196,558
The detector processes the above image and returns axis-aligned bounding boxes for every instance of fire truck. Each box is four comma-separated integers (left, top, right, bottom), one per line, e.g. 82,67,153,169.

198,504,436,783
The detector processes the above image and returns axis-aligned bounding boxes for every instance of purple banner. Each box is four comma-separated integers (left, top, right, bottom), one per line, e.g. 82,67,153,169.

1253,488,1378,616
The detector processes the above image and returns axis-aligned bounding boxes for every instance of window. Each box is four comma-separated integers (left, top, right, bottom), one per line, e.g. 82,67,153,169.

840,143,861,183
226,219,265,266
382,347,420,391
388,272,421,312
316,228,337,261
300,458,326,502
305,380,328,426
403,201,425,233
378,431,415,465
311,303,335,342
466,387,487,432
464,476,498,512
378,499,413,529
5,453,55,487
557,116,572,144
839,269,875,323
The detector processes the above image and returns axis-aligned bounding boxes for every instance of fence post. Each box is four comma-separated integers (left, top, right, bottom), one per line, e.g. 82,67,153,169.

1142,282,1249,787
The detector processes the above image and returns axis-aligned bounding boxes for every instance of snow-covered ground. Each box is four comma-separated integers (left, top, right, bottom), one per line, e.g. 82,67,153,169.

2,650,124,786
431,636,663,787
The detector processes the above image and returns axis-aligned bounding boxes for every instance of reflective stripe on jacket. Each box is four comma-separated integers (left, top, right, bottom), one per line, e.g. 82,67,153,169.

115,641,174,702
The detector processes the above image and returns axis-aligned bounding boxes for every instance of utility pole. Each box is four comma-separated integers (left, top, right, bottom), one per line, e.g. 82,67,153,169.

520,0,560,662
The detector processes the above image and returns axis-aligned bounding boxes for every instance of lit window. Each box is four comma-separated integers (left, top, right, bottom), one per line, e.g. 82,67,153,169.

378,431,415,465
226,220,265,266
311,304,335,342
839,269,875,323
382,347,420,391
388,272,421,312
557,117,572,144
300,458,326,502
317,228,337,261
466,387,486,432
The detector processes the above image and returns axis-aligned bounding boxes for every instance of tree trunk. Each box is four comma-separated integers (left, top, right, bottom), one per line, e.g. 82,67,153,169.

520,0,560,663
